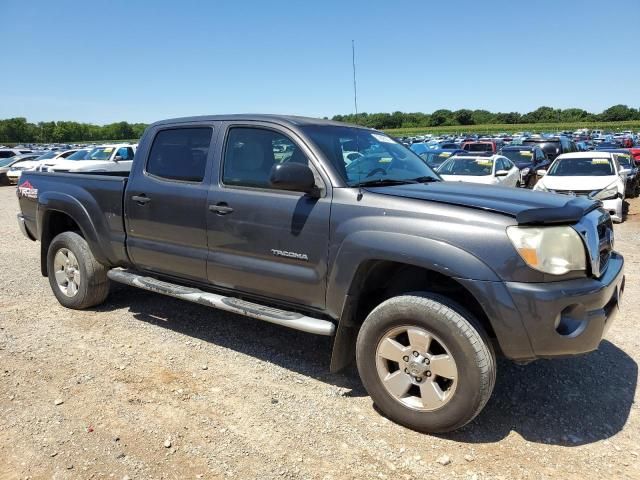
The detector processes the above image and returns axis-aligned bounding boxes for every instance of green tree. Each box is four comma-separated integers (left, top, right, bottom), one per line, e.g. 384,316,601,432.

454,109,475,125
430,109,453,126
599,104,635,122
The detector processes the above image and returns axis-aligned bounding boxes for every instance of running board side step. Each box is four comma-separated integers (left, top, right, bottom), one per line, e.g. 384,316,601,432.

106,269,335,336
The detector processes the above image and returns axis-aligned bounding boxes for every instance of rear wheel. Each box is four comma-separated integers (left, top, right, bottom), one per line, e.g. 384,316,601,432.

47,231,110,309
356,293,495,433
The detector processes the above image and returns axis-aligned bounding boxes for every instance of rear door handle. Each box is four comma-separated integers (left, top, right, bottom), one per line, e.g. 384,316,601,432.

209,203,234,215
131,194,151,205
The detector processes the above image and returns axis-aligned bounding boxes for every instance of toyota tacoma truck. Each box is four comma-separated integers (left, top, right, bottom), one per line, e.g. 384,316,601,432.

16,115,624,433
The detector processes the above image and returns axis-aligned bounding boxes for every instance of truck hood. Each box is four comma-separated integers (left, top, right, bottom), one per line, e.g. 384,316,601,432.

365,181,599,225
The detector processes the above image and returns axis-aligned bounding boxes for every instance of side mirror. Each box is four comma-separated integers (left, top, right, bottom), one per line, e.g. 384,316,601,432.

270,162,318,195
114,155,123,162
495,169,509,177
537,169,547,176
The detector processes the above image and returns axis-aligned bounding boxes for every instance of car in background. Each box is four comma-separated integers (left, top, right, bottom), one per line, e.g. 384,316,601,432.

0,153,41,185
595,148,639,198
6,151,62,184
522,136,577,161
461,141,497,153
630,146,640,165
575,141,591,151
417,148,464,170
44,144,137,173
36,148,89,171
499,145,550,188
595,142,619,150
533,152,625,222
0,148,33,159
409,142,433,156
436,154,520,186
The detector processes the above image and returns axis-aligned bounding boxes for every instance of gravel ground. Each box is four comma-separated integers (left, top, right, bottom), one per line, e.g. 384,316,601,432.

0,185,639,480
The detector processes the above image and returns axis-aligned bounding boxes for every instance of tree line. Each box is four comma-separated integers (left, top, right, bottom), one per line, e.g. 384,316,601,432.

1,104,639,143
0,118,147,144
332,104,640,130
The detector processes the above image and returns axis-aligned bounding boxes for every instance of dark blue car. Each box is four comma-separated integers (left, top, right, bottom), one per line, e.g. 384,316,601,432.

498,145,550,188
416,148,465,170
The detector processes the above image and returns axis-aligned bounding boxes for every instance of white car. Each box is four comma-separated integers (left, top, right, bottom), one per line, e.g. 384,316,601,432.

0,148,33,159
44,144,136,173
533,152,625,222
436,154,521,187
6,150,72,183
37,149,90,171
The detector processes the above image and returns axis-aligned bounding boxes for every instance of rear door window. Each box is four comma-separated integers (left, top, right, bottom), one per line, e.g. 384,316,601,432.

146,128,213,182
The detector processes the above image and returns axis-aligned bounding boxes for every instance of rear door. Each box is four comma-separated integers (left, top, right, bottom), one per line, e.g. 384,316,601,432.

205,122,331,309
125,124,216,282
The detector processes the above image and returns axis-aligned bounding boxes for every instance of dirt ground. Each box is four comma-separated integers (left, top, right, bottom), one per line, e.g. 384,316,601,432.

0,185,639,480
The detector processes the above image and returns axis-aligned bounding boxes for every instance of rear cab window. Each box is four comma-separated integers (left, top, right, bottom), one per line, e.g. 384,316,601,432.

146,128,213,182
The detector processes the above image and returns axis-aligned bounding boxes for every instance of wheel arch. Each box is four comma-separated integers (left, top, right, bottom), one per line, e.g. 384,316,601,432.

329,257,499,373
37,192,110,276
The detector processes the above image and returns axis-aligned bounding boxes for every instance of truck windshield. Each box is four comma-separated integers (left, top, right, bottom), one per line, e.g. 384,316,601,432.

547,157,614,176
302,125,440,186
85,147,114,161
65,149,90,160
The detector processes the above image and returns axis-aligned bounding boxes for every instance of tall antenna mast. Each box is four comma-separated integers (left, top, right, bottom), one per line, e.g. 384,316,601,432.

352,40,358,117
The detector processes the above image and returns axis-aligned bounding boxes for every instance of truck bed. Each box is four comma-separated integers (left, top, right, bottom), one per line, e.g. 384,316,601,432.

17,171,130,268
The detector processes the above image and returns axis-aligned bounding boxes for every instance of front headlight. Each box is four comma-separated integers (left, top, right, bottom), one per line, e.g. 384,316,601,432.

521,167,530,176
506,226,586,275
591,181,619,201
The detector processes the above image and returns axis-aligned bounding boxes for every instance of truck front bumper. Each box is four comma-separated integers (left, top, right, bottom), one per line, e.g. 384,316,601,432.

504,252,624,359
457,252,624,361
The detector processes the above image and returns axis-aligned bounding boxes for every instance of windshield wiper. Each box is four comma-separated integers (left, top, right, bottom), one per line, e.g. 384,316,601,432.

407,176,440,183
354,178,420,187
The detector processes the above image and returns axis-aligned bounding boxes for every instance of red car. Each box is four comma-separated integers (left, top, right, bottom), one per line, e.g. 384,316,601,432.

461,141,497,153
630,146,640,165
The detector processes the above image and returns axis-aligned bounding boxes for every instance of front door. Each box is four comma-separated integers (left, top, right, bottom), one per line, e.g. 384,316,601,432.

206,124,331,309
125,125,215,282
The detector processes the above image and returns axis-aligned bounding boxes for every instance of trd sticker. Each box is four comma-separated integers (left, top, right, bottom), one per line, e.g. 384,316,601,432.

18,180,38,199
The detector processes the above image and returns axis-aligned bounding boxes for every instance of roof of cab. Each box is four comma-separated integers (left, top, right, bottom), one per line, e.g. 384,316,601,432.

148,114,362,129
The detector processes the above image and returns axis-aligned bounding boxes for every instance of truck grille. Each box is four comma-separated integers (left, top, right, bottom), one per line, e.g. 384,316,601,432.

597,216,613,273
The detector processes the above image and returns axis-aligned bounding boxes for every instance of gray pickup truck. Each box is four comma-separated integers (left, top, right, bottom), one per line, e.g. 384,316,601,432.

16,115,624,433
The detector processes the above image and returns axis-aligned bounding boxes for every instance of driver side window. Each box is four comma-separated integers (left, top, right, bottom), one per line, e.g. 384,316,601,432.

223,127,309,189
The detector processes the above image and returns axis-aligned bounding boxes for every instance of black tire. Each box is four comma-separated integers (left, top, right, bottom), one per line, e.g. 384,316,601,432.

356,293,495,433
47,231,110,309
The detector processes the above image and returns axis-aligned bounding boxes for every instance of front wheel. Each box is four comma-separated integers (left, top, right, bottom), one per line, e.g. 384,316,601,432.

356,293,496,433
47,231,110,309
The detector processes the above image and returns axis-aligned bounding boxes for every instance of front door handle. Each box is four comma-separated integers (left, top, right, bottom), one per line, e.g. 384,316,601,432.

131,194,151,205
209,203,234,215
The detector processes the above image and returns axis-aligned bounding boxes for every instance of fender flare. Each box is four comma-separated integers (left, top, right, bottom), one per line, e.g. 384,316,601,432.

326,230,500,318
326,231,502,373
37,190,113,271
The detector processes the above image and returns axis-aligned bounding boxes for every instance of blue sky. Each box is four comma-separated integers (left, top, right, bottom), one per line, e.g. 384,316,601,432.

1,0,638,124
